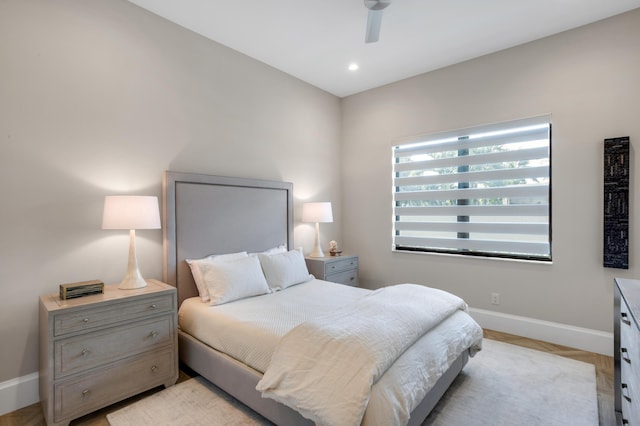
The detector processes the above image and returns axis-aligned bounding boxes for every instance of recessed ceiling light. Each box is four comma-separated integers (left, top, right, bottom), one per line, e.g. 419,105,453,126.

348,63,359,71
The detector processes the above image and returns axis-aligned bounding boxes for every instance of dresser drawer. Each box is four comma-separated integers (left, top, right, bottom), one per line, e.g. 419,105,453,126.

620,324,640,369
614,279,640,423
327,269,358,287
54,347,175,423
325,257,358,275
621,295,633,328
55,316,174,378
54,294,173,336
621,357,637,399
620,299,640,361
620,376,640,426
620,298,640,425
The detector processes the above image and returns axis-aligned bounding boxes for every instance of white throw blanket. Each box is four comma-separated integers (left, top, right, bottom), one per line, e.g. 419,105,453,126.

255,284,469,426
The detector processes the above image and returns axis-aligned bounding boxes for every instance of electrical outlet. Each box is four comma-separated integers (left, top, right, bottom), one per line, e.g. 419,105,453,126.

491,292,500,305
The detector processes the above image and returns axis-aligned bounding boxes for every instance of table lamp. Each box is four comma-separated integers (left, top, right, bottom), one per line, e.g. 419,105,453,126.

102,195,161,289
302,202,333,258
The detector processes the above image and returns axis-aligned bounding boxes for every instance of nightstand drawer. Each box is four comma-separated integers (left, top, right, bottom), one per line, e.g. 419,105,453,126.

54,347,175,423
306,255,359,287
54,294,173,336
327,269,358,287
325,257,358,275
55,316,174,378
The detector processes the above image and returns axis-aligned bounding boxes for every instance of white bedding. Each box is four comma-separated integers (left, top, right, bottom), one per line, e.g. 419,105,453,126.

178,279,483,426
256,284,474,426
179,279,369,372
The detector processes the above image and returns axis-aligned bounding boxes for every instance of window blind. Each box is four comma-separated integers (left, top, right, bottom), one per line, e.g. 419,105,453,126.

393,115,551,261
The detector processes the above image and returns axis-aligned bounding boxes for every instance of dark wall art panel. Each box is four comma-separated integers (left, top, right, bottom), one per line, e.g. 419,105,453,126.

604,136,630,269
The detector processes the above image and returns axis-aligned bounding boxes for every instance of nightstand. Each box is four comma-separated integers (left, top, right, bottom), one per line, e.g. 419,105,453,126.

39,279,178,426
305,255,359,287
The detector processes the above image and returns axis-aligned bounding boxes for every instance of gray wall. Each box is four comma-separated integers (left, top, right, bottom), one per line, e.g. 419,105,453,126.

0,0,341,382
341,9,640,333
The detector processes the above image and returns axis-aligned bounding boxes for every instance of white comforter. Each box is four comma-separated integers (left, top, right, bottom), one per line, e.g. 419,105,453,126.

256,284,474,426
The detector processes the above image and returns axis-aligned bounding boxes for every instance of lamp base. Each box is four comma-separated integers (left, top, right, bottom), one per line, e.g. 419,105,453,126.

119,229,148,290
308,246,325,258
119,275,148,290
309,222,325,258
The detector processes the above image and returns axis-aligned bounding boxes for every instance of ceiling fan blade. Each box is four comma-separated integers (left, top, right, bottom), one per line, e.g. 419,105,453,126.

365,9,384,43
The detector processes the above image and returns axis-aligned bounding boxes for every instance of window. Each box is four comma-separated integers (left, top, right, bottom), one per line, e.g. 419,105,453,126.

393,115,551,261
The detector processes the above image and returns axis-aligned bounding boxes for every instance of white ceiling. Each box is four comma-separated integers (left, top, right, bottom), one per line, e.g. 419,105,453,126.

127,0,640,98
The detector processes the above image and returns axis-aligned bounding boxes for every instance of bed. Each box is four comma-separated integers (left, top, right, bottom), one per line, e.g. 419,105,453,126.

161,171,482,426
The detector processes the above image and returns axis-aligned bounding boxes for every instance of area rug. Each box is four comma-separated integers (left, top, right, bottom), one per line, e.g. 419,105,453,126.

423,339,598,425
107,339,598,426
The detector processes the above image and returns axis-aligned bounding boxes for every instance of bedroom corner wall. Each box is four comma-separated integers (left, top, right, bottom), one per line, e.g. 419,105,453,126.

341,8,640,339
0,0,341,404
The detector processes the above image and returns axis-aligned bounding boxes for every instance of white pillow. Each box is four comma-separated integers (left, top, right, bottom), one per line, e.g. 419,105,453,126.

201,255,270,306
186,252,248,302
258,244,288,255
258,249,312,291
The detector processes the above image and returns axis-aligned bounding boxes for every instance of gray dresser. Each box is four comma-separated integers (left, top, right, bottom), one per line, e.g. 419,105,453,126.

39,279,178,425
305,255,359,286
615,278,640,425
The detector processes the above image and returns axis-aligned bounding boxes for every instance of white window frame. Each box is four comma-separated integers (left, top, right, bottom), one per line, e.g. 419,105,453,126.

392,115,552,261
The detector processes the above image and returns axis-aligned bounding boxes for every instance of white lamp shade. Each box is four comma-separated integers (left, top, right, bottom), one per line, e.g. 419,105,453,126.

102,196,161,230
302,202,333,223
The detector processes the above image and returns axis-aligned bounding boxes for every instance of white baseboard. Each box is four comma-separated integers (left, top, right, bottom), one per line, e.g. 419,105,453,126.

469,307,613,357
0,372,39,416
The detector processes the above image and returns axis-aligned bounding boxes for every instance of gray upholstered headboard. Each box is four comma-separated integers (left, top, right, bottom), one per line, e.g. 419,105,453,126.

162,171,294,306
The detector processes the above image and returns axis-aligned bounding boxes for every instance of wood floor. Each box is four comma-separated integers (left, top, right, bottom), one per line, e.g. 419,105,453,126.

0,329,614,426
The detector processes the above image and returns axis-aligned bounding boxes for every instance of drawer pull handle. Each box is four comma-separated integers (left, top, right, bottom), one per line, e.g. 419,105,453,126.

151,365,158,372
622,383,632,402
621,348,632,364
81,348,90,357
331,266,335,270
82,318,90,323
150,304,157,310
621,312,631,326
350,277,355,281
150,331,159,338
82,389,90,398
